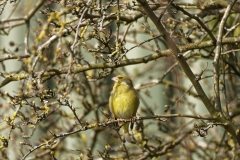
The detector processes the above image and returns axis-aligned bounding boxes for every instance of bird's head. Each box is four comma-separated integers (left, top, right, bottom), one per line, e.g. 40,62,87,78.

112,75,133,87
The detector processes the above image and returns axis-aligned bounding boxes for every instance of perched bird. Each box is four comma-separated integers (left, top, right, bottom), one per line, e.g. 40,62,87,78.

109,75,140,142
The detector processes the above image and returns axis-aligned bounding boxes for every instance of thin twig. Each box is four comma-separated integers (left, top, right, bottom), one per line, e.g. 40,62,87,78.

171,2,216,43
213,0,237,111
71,0,91,52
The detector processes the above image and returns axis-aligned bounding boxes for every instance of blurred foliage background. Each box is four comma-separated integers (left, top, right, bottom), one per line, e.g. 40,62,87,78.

1,0,240,159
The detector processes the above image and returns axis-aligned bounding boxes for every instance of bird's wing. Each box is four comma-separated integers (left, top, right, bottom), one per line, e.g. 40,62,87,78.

133,88,140,116
109,92,115,118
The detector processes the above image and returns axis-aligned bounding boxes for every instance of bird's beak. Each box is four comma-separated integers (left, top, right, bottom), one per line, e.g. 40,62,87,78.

111,76,119,82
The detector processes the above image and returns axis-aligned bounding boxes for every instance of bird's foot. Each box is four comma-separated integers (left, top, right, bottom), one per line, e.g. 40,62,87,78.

130,117,135,130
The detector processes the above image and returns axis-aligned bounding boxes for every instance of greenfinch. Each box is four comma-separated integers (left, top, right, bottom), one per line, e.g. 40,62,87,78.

109,75,140,142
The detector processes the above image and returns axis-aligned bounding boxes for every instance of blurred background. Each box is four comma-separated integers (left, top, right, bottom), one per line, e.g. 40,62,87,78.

1,0,240,159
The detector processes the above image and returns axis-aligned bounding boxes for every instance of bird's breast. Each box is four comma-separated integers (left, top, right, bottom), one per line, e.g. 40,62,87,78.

111,89,139,119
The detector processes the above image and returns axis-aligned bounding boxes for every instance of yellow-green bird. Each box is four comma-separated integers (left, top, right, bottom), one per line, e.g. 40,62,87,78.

109,75,140,142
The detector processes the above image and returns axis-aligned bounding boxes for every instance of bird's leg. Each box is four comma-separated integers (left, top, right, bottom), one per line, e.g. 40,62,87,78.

111,118,120,131
117,118,121,126
115,118,125,131
130,117,135,130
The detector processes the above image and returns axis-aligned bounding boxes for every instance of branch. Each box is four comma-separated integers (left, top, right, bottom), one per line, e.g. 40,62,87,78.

1,36,240,87
136,0,240,144
137,131,191,160
136,0,215,114
172,3,216,42
213,0,238,111
0,54,30,62
20,114,214,159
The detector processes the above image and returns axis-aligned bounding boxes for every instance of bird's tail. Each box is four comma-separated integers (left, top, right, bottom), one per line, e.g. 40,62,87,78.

122,122,135,143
